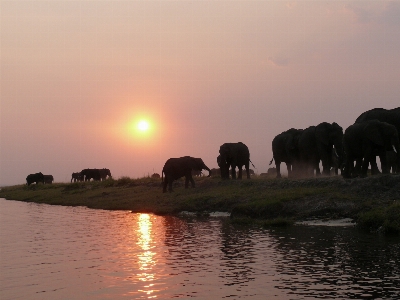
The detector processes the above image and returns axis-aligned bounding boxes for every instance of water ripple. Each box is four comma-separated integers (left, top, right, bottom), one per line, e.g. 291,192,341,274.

1,199,399,299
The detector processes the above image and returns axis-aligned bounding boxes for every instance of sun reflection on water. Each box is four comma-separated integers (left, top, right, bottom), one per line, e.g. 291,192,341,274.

136,213,157,298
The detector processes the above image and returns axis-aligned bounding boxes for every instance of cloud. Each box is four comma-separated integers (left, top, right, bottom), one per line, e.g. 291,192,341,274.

380,1,400,25
266,56,289,67
343,1,400,26
343,4,373,24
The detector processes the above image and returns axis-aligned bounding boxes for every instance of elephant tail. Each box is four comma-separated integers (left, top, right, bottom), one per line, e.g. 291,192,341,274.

249,159,256,169
269,158,274,165
161,170,164,182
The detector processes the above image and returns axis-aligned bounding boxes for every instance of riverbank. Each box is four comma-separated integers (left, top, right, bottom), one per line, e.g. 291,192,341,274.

1,175,399,234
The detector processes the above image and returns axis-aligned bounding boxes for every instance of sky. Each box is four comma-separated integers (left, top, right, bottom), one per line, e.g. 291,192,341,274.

1,0,400,186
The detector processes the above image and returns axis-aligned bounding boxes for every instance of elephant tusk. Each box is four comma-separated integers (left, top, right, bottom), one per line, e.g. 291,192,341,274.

393,145,398,153
334,148,339,158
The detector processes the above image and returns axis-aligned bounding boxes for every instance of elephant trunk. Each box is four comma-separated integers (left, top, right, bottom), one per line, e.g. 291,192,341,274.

203,165,211,177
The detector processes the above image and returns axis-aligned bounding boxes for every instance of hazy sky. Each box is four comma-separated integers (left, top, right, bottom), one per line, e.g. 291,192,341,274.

1,0,400,186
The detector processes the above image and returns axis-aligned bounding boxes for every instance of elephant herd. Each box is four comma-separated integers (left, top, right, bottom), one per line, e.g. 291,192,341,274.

71,168,112,182
25,108,398,192
270,107,400,179
26,172,53,186
162,107,399,193
25,169,112,186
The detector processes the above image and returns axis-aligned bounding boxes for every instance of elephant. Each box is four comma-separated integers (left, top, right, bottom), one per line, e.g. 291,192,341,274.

43,175,54,184
99,168,112,181
162,156,211,193
151,173,161,179
80,169,101,181
71,172,83,182
298,122,343,177
355,107,400,174
26,172,44,186
342,119,400,178
270,128,303,178
218,142,253,179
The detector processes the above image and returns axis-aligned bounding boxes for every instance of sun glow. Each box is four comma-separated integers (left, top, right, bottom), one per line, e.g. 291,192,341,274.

112,109,165,148
129,118,153,138
137,120,150,132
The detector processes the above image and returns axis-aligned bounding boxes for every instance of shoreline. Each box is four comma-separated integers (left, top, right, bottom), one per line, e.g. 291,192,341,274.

1,175,399,234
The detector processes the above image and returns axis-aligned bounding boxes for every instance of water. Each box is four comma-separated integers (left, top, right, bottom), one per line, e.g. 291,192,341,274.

1,198,399,299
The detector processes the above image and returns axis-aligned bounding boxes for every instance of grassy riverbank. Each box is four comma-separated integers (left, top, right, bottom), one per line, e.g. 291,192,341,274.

1,175,399,234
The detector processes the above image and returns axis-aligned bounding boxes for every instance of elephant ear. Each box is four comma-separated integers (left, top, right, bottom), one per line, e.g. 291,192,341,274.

220,145,230,157
365,123,384,146
315,126,330,146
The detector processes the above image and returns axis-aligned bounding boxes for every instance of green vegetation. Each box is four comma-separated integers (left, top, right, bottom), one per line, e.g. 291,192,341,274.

1,175,399,234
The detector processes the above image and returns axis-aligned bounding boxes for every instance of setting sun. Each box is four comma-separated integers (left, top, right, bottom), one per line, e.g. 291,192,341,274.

137,120,150,132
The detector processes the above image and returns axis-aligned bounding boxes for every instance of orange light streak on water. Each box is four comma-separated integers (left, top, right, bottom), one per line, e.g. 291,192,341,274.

136,213,157,298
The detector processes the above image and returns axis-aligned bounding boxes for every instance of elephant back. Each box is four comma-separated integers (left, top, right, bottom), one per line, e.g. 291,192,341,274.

355,108,400,134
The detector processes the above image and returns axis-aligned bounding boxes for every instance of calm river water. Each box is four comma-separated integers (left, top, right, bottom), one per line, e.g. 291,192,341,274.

1,198,399,299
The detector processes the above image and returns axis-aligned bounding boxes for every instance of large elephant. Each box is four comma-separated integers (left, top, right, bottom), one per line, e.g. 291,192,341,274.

162,156,211,193
26,172,45,186
71,172,83,182
355,107,400,174
43,175,54,184
298,122,343,177
270,128,303,178
342,119,400,178
99,168,112,180
218,142,252,179
80,169,101,181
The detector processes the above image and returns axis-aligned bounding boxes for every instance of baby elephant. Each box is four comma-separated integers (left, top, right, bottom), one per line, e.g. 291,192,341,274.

43,175,54,184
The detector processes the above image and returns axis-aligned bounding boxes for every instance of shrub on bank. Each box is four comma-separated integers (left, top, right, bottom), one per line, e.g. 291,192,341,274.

357,202,400,234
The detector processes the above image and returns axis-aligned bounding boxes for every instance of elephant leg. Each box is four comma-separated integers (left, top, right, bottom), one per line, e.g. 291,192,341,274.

184,176,189,188
315,163,321,176
353,158,361,177
379,152,389,174
276,162,282,178
285,163,291,178
238,168,243,179
343,156,353,178
189,176,195,188
321,160,330,176
168,179,173,192
246,167,250,179
163,178,168,193
361,151,372,177
231,167,236,179
370,158,381,175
